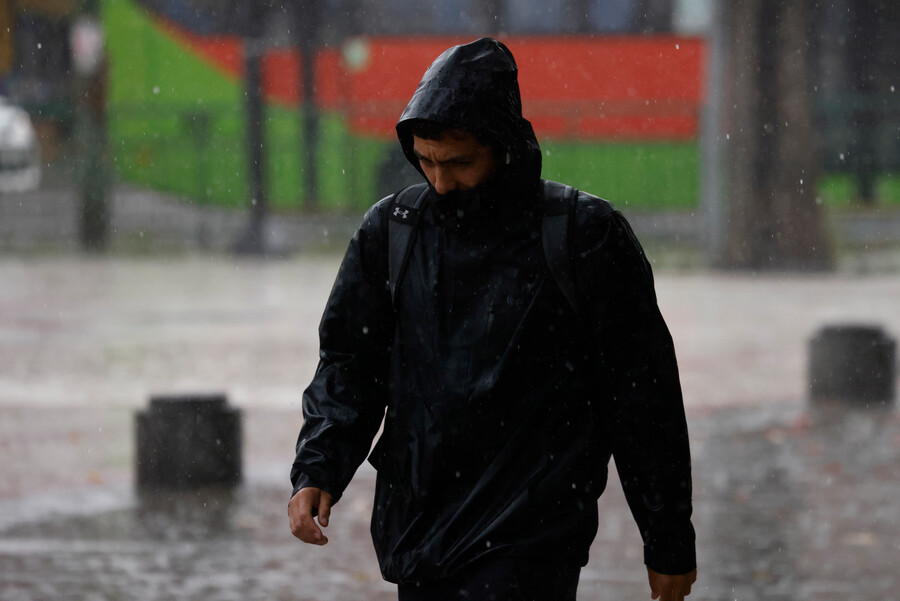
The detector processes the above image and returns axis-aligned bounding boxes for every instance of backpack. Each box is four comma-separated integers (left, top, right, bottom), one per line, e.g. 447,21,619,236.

387,180,586,323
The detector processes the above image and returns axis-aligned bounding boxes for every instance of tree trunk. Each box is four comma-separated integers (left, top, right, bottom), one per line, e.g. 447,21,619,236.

722,0,833,271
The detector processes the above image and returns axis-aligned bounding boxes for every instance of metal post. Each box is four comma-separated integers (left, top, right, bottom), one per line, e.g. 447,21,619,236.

849,0,878,204
234,1,268,255
72,4,110,252
700,0,727,267
297,0,320,210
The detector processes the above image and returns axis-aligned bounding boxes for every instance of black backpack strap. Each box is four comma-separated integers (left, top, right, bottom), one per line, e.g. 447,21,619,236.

388,183,429,302
541,180,585,324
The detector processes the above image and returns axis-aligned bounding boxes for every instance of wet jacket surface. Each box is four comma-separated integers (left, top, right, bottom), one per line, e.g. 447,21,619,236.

291,38,695,584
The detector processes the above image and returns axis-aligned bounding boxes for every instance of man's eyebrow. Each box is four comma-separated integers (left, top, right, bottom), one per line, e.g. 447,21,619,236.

413,150,474,163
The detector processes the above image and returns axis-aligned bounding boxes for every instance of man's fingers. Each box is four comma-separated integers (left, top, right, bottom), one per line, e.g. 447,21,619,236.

318,491,333,527
288,487,330,545
292,512,325,544
647,568,696,601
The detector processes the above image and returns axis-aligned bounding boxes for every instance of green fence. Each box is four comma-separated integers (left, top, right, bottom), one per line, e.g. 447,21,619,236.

103,0,900,213
107,96,702,212
102,0,706,212
108,101,387,210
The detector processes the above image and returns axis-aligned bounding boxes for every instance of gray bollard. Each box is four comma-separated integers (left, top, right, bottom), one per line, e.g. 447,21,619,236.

135,393,242,489
808,325,897,405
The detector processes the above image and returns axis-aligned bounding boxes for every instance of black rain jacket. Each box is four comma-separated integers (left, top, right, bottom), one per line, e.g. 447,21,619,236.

291,37,695,584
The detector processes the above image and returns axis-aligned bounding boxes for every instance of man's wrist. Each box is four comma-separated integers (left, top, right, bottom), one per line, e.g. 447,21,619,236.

644,544,697,576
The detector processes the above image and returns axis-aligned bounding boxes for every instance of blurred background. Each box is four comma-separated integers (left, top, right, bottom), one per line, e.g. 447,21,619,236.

0,1,899,600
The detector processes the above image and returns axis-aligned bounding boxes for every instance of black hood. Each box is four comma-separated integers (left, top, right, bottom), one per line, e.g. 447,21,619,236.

396,38,542,198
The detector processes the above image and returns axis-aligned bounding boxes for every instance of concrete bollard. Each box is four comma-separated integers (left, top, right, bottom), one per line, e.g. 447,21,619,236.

135,393,242,489
808,325,897,405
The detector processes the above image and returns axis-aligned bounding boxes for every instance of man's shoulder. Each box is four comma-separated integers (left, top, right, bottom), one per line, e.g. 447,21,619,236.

541,180,632,257
368,184,429,218
358,191,404,232
574,190,617,223
540,179,617,222
370,193,398,216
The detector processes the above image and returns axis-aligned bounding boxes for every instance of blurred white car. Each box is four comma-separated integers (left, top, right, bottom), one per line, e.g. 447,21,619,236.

0,96,41,192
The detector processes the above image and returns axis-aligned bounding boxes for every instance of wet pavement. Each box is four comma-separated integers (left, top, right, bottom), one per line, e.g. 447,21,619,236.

1,254,899,599
1,401,898,600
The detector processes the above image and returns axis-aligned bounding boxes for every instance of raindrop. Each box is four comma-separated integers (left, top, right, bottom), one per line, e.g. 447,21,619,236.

675,43,680,50
362,326,369,334
839,153,846,161
153,85,160,95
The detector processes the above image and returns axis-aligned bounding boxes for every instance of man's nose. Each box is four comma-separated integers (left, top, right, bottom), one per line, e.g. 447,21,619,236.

432,168,457,195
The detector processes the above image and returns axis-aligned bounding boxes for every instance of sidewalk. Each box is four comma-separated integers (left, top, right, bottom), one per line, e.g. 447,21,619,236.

1,257,897,411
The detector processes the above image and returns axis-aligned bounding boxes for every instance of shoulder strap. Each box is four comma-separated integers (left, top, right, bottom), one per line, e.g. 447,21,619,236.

388,183,429,302
541,180,585,324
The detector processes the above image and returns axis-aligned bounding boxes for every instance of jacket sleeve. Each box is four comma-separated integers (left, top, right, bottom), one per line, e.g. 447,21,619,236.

290,199,393,504
574,203,696,575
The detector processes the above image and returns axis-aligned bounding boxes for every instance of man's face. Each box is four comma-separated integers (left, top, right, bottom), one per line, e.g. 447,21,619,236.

412,132,498,196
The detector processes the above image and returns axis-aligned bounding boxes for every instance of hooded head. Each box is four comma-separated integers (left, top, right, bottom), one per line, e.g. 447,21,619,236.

396,38,542,207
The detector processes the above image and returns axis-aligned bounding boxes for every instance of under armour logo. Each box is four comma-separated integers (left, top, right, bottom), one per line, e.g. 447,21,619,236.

393,207,410,219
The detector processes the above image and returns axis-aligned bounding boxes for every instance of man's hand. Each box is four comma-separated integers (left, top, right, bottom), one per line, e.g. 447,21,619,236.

648,568,696,601
288,487,333,545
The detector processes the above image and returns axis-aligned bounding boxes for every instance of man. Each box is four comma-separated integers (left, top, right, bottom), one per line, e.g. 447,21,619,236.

289,38,697,601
